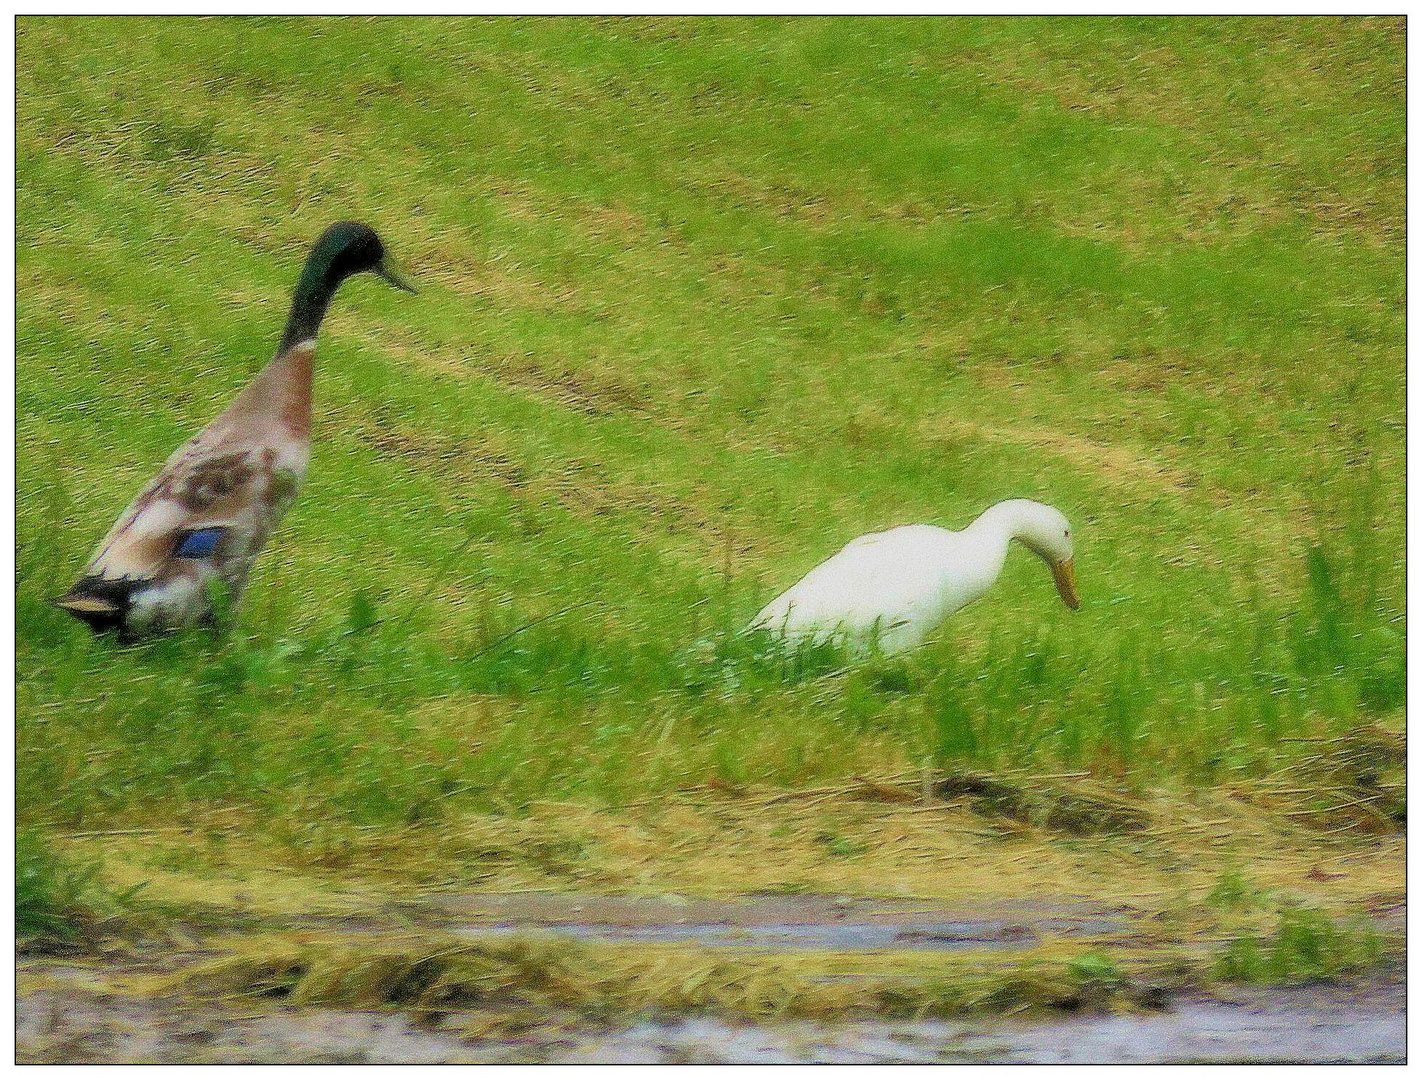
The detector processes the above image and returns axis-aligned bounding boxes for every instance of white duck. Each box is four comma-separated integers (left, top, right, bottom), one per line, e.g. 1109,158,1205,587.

749,499,1080,657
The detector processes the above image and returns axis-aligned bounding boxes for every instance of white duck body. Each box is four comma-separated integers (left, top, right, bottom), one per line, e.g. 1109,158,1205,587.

749,500,1079,657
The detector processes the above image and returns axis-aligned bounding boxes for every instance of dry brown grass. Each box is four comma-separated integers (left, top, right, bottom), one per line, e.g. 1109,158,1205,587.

67,764,1404,931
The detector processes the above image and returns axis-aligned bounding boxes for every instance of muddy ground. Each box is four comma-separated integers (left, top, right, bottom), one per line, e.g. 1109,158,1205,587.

16,891,1406,1064
17,967,1406,1064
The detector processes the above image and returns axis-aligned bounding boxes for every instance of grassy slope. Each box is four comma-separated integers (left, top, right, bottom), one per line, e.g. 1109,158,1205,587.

17,17,1403,863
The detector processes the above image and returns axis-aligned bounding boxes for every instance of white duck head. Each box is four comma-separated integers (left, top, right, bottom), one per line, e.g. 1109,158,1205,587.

971,499,1080,610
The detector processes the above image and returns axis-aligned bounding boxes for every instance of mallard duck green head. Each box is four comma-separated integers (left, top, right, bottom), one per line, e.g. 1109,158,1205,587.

279,222,416,353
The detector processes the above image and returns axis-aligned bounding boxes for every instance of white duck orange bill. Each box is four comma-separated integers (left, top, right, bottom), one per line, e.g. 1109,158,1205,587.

1052,558,1081,610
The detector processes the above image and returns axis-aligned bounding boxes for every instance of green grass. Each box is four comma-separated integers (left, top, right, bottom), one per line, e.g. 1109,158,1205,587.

15,829,104,947
17,17,1403,849
1214,903,1383,986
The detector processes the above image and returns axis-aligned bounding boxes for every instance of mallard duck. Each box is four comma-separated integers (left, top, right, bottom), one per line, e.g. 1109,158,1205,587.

748,499,1080,657
55,221,416,640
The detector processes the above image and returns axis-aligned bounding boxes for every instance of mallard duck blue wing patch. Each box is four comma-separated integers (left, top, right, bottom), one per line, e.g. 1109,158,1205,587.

174,527,226,559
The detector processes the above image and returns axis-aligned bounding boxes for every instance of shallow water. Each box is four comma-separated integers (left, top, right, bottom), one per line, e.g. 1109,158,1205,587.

458,918,1036,950
438,890,1132,951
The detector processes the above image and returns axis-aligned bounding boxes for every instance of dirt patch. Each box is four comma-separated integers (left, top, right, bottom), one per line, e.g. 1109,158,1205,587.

478,355,656,420
676,172,835,227
920,414,1195,497
546,458,715,536
345,409,531,492
16,982,479,1065
1249,725,1407,834
338,402,741,568
837,771,1154,836
547,981,1406,1064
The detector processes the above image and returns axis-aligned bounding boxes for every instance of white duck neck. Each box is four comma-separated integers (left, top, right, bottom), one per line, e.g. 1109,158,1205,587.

966,496,1064,579
948,501,1030,603
964,499,1044,543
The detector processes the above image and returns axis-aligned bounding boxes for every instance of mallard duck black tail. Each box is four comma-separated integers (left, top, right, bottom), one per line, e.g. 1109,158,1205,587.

54,575,142,634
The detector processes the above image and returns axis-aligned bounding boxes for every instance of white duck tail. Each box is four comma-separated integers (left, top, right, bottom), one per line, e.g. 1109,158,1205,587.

749,499,1080,658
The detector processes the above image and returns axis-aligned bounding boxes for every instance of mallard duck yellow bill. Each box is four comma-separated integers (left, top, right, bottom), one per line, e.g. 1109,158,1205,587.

1052,558,1080,610
377,258,418,294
